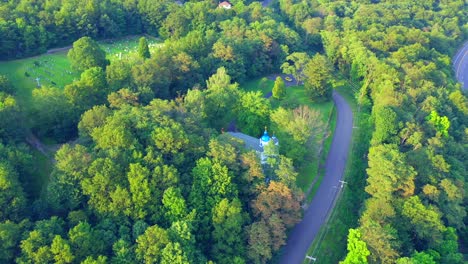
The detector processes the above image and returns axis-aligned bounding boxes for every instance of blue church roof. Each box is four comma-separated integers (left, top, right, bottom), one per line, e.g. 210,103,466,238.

261,130,270,142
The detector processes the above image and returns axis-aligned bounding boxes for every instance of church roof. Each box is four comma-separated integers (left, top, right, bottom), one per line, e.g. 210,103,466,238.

261,130,270,142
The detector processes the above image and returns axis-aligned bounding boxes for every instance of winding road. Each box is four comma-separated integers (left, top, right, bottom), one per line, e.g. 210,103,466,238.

453,41,468,90
277,41,468,264
279,91,353,264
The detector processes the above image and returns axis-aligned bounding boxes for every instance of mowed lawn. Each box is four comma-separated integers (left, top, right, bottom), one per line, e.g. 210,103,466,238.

0,35,161,104
240,76,335,193
0,52,78,104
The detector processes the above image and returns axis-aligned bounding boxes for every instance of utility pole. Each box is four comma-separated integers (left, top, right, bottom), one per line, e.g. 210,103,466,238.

305,255,317,263
339,180,347,189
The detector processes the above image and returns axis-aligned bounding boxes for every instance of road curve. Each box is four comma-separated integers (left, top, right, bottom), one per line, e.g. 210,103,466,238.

279,91,353,264
453,41,468,90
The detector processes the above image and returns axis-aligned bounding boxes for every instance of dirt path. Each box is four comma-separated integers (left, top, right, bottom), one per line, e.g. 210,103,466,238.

25,133,63,163
46,46,72,54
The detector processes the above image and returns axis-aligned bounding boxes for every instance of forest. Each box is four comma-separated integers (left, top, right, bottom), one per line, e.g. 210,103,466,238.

0,0,467,263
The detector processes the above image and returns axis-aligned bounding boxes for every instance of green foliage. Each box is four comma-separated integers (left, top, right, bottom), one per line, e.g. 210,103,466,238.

136,225,169,264
0,220,25,262
0,75,14,94
204,67,240,129
247,220,272,264
236,91,271,135
0,162,27,222
162,187,187,224
211,198,246,263
281,52,310,84
0,0,465,263
341,229,370,264
304,54,333,102
0,92,25,142
272,76,286,99
138,37,151,59
50,235,74,264
426,110,450,137
31,87,77,141
106,60,133,91
64,67,108,112
372,106,399,145
68,37,109,72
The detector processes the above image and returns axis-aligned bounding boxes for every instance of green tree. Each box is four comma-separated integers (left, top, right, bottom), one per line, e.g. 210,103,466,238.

402,196,445,244
131,57,170,98
68,222,105,262
162,187,187,224
68,37,109,72
211,198,245,263
204,67,240,130
246,220,272,264
108,88,139,108
160,242,190,264
50,235,74,264
46,144,91,212
135,225,169,264
0,162,26,221
81,255,108,264
31,87,76,141
426,110,450,137
341,229,370,264
106,60,133,91
0,220,23,262
372,106,399,145
272,76,286,100
274,156,298,189
236,91,271,135
280,52,310,85
0,92,25,142
138,36,151,59
127,163,152,220
0,75,14,94
17,217,65,263
112,239,135,264
64,67,108,111
78,105,112,139
303,54,333,101
365,144,416,200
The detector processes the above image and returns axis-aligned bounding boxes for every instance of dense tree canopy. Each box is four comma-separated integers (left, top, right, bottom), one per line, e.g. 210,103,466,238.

0,0,466,263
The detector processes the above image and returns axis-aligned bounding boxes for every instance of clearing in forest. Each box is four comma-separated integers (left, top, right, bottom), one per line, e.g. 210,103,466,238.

0,35,161,104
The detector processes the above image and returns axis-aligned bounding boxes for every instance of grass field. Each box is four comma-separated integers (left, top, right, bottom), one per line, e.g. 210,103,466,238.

0,35,161,104
239,76,335,193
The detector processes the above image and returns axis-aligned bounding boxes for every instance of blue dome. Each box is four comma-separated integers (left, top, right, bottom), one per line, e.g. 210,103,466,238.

261,130,270,142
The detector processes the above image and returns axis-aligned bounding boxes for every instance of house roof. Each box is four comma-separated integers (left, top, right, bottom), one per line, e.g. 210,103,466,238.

218,1,232,8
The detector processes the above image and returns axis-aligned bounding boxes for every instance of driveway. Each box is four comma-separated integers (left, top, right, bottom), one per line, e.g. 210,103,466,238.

278,91,353,264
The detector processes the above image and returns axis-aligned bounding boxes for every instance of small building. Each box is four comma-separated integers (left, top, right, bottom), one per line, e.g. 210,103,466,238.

258,128,279,164
218,1,232,9
259,127,279,149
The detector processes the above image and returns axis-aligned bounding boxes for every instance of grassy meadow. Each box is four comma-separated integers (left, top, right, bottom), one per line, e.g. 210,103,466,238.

0,35,161,104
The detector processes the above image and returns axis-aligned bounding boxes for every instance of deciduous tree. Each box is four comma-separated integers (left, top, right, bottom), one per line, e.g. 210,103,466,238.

68,37,109,72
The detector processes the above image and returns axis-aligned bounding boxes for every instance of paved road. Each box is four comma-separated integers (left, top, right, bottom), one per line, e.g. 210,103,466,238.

262,0,272,7
279,91,353,264
453,41,468,90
